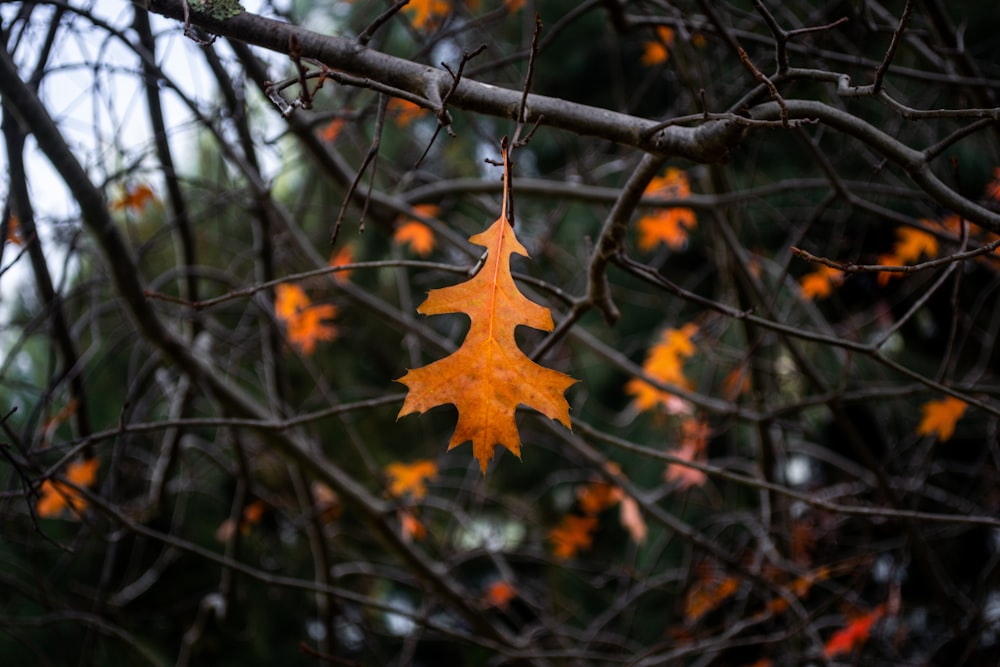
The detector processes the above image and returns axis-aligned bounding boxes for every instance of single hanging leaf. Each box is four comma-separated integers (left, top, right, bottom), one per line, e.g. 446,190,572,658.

916,396,967,441
823,605,886,658
385,460,438,499
397,141,576,473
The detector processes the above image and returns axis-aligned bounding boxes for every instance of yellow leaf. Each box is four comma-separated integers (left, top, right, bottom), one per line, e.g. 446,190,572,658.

385,460,438,499
916,396,967,441
548,514,598,560
396,143,576,473
799,264,843,300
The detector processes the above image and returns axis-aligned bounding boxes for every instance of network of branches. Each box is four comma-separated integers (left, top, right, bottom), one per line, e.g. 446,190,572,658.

1,0,999,665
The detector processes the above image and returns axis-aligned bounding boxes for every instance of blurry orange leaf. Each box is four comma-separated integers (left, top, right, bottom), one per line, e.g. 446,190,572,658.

625,323,698,414
112,183,157,213
4,214,21,245
619,495,647,544
722,363,751,399
36,457,99,518
985,167,1000,200
824,605,885,658
503,0,524,12
395,222,436,256
274,283,338,354
549,514,598,560
320,118,345,142
241,500,266,534
399,508,427,541
641,26,675,65
311,481,342,523
404,0,450,30
916,396,967,441
877,226,939,286
396,144,575,473
484,580,518,609
388,97,429,126
665,417,710,489
799,264,843,300
636,168,696,251
385,460,438,499
576,479,623,515
328,245,354,282
685,568,739,623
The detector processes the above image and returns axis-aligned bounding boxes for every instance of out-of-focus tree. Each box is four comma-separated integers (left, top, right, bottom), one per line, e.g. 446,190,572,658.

1,1,1000,664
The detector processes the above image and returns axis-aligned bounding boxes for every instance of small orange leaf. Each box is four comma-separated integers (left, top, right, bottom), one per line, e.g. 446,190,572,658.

394,221,436,256
641,26,675,65
824,605,885,658
385,460,438,499
320,118,345,142
549,514,598,560
685,567,740,623
576,479,623,515
636,168,696,250
112,183,157,213
619,495,647,544
877,226,939,286
396,143,575,473
36,457,99,518
985,167,1000,201
625,323,698,414
665,417,710,489
399,508,427,541
916,396,967,441
799,264,843,300
484,580,518,609
4,214,21,245
329,245,354,282
404,0,450,30
274,283,338,354
388,97,429,126
503,0,524,12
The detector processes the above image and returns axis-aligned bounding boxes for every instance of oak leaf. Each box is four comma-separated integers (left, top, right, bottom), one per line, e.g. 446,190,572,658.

548,515,598,560
823,605,885,658
385,460,438,499
397,144,575,473
636,168,697,251
403,0,450,30
395,205,439,256
916,396,967,441
112,183,157,213
877,225,939,286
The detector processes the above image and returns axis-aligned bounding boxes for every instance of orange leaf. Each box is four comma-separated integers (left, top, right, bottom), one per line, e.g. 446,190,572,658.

404,0,450,30
274,283,338,354
112,183,157,213
619,495,647,544
4,213,21,246
385,460,438,499
388,97,429,127
394,221,436,256
685,567,740,623
625,323,698,414
311,481,343,523
641,26,675,65
799,264,843,300
548,515,598,560
396,144,576,473
328,245,354,282
36,457,99,518
636,168,696,251
877,225,939,285
399,508,427,541
665,417,710,489
916,396,967,441
576,479,623,515
483,580,518,609
824,605,885,658
503,0,524,12
320,118,345,142
985,166,1000,201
